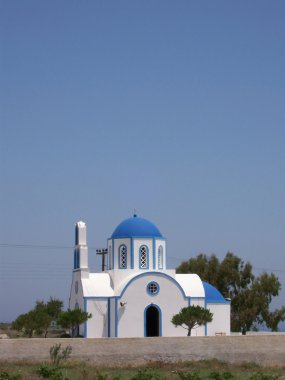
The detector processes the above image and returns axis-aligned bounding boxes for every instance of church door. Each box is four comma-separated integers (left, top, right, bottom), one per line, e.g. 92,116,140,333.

145,305,160,337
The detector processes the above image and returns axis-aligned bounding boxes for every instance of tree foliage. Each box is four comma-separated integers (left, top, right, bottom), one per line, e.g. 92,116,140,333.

176,252,285,333
57,308,92,337
12,308,51,338
12,298,63,338
171,305,213,336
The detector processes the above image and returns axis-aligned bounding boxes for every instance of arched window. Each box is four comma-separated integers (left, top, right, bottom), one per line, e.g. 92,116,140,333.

158,245,163,269
77,250,80,268
119,245,127,269
74,249,80,269
74,249,77,269
139,245,149,269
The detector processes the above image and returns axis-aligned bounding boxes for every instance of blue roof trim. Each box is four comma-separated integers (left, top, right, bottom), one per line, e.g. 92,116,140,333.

111,216,163,239
203,281,230,303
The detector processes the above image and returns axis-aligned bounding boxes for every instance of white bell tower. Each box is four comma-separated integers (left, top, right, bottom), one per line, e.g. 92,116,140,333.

74,220,88,271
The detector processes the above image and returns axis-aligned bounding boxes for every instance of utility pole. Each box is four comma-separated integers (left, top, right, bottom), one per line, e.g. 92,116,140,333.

96,248,108,272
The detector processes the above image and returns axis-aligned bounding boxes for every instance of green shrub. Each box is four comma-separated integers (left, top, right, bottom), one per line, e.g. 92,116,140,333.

0,373,21,380
209,371,234,379
49,344,72,365
176,371,202,380
131,368,164,380
95,371,108,380
37,365,68,380
248,374,279,380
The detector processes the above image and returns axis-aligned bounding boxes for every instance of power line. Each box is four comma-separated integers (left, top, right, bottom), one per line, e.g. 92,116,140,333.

167,256,285,274
1,242,285,276
0,243,99,250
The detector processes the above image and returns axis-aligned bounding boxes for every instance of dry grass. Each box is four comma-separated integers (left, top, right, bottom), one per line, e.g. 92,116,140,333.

0,359,284,380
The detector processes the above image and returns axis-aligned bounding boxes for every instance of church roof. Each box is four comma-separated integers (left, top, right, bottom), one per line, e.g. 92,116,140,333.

82,273,114,297
111,215,163,238
175,274,205,297
203,281,228,303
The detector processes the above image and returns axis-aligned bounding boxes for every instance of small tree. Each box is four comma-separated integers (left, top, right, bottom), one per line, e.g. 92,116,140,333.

47,298,64,320
57,309,91,337
171,305,213,336
12,309,51,338
12,298,64,338
35,298,63,337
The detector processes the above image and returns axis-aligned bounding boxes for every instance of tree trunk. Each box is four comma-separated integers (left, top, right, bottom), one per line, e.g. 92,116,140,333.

187,328,191,336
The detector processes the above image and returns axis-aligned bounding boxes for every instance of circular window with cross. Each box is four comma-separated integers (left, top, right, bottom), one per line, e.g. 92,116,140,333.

147,281,160,296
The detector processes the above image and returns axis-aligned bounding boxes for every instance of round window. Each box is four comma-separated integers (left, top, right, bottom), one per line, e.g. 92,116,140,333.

147,281,159,295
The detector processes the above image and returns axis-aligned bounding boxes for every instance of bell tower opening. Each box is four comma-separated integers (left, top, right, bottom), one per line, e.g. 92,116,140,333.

145,305,160,337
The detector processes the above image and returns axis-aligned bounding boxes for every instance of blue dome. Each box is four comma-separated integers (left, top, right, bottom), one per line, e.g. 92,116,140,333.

111,215,163,238
203,281,228,303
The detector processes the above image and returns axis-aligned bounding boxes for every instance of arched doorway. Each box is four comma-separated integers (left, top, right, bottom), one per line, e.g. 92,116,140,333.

145,305,161,337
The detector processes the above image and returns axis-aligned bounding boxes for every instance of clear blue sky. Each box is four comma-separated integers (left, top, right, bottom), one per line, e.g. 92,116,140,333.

1,1,285,324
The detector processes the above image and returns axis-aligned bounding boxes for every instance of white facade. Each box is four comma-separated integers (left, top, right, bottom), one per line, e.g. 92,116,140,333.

69,215,230,338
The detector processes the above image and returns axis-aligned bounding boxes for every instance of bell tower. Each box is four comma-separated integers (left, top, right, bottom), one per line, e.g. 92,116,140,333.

74,221,88,271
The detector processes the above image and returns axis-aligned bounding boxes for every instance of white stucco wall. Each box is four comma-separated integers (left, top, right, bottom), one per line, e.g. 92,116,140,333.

69,271,86,336
85,299,109,338
78,246,88,269
69,271,84,310
206,303,231,336
117,273,189,337
107,240,113,270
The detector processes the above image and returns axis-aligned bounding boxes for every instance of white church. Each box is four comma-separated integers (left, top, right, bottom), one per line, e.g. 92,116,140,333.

69,214,230,338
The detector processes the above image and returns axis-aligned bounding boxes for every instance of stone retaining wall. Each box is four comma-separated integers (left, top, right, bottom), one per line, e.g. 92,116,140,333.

0,336,284,367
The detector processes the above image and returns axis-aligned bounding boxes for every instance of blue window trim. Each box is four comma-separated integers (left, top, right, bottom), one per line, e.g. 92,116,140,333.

146,281,160,296
144,303,162,337
139,245,149,269
118,244,127,269
158,245,163,270
152,238,156,270
131,238,134,269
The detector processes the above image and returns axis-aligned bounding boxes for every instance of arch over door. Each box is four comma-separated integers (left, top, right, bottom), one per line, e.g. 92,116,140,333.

145,304,161,337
